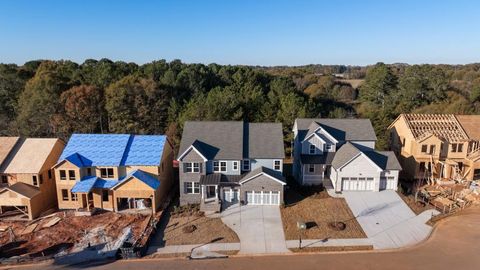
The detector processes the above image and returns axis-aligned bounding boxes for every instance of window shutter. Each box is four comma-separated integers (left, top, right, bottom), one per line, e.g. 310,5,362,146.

199,163,203,173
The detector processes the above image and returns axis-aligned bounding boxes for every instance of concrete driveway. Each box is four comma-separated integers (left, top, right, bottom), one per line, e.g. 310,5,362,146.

221,204,289,254
343,190,439,249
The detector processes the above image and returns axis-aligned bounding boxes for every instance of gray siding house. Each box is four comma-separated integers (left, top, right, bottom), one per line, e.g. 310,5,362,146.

177,121,286,212
293,118,402,192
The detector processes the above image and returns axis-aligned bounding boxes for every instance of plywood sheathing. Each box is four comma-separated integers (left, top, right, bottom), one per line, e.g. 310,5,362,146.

403,114,469,142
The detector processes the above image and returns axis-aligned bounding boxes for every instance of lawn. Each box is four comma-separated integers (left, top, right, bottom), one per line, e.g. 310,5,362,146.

280,186,366,240
163,205,239,245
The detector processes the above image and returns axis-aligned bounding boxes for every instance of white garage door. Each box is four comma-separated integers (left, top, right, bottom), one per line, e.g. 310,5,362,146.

246,191,280,205
342,177,374,191
380,177,397,190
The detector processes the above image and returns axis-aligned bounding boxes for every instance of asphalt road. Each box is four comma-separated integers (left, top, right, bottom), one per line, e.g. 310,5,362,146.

9,206,480,270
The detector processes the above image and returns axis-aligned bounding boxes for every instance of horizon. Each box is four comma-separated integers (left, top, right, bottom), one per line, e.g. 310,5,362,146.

1,0,480,66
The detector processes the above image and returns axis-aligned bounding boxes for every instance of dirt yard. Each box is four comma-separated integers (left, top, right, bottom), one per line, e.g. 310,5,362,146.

163,206,239,246
397,191,434,215
0,211,149,258
281,187,366,240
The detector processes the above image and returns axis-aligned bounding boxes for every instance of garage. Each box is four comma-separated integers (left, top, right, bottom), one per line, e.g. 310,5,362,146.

341,177,374,191
245,191,280,205
380,176,397,190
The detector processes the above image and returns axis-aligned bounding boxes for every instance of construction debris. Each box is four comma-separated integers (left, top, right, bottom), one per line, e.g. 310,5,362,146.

20,223,38,235
42,217,61,228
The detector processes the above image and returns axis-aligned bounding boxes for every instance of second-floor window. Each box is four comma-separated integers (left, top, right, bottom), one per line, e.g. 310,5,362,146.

421,145,428,153
242,160,250,171
100,168,114,178
325,144,333,152
429,145,436,155
68,170,76,180
451,143,463,153
309,144,316,154
60,170,66,180
274,160,281,171
213,161,227,172
32,175,38,186
184,162,200,173
233,161,239,171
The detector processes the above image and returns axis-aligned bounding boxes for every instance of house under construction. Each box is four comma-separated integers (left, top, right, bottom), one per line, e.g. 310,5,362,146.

388,114,480,184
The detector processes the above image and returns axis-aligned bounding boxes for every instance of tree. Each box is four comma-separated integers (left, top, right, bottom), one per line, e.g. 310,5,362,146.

15,61,74,136
0,64,25,134
359,63,397,106
52,85,105,139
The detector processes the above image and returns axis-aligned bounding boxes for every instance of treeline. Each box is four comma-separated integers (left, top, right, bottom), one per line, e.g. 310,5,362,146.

1,59,480,154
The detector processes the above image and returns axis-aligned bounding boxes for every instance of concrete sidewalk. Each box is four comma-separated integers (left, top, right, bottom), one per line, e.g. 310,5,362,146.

147,242,240,254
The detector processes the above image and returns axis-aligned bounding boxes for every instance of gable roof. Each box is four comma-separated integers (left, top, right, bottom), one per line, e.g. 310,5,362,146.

295,118,377,142
2,182,41,199
239,166,286,185
397,114,469,142
331,142,401,171
59,134,167,167
0,137,20,167
178,121,284,160
331,142,362,169
365,151,402,171
455,115,480,141
1,138,62,174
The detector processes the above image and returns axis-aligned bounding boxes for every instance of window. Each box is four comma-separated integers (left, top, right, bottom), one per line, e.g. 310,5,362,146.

213,161,227,172
242,160,250,171
308,164,315,173
325,144,332,151
1,175,7,184
62,189,69,201
233,161,239,171
184,182,200,194
458,143,463,153
184,162,200,173
87,168,92,176
39,174,43,185
451,144,457,153
68,170,76,180
274,160,281,171
71,192,78,201
309,144,316,154
100,168,114,178
60,170,66,180
48,170,52,180
429,145,436,155
421,145,428,153
102,190,109,202
32,175,38,186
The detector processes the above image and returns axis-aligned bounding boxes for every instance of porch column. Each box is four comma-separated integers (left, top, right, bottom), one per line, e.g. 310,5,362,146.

201,185,205,200
215,185,219,202
151,192,157,212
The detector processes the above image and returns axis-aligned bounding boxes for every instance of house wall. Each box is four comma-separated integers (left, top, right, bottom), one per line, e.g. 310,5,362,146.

302,135,325,155
55,160,82,209
292,135,302,182
206,160,241,175
302,164,324,185
333,154,382,192
179,148,204,205
251,158,283,173
240,174,284,204
113,178,156,210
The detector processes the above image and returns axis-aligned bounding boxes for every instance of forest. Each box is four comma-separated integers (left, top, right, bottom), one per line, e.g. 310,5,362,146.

1,59,480,155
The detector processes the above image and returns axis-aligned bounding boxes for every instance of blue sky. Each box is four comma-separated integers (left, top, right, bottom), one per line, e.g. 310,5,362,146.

0,0,479,66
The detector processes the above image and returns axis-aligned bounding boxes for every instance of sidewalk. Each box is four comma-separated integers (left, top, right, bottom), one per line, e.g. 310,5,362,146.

147,242,240,254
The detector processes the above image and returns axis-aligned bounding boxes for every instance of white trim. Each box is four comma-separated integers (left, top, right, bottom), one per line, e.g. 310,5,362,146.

337,152,383,172
273,159,282,171
233,161,239,171
239,172,286,185
177,145,208,161
302,127,338,144
213,160,227,172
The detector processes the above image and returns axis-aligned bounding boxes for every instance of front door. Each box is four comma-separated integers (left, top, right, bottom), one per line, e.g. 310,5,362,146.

205,185,216,201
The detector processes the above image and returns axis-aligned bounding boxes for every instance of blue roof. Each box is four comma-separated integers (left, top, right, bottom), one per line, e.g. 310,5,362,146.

71,176,98,193
58,134,167,167
112,169,160,190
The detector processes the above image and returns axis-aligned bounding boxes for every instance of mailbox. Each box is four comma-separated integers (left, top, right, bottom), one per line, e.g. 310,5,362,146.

297,221,306,230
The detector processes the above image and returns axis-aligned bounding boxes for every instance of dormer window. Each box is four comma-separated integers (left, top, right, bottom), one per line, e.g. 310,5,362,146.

325,144,333,152
309,145,316,154
100,168,114,178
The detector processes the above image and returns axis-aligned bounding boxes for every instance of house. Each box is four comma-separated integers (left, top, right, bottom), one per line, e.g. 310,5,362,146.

293,118,401,192
53,134,174,214
177,121,285,212
388,114,480,182
0,137,65,220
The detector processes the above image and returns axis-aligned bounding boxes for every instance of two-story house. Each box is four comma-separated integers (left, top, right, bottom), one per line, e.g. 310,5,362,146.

177,121,285,212
293,119,401,192
388,114,480,182
0,137,64,220
53,134,174,214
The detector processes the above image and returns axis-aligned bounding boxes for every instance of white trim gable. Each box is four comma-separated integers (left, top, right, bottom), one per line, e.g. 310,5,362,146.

239,172,286,186
302,126,338,144
337,152,383,172
177,145,208,162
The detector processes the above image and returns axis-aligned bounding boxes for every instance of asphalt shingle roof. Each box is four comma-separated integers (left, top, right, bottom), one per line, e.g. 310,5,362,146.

331,142,401,171
331,142,362,169
296,118,377,142
178,121,284,160
59,134,166,167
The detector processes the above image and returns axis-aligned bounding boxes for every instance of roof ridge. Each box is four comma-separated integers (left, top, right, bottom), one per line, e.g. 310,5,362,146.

119,135,135,166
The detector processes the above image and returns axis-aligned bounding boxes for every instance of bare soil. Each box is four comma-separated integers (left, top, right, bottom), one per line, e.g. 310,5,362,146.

281,189,366,240
163,211,239,245
0,211,148,258
397,191,434,215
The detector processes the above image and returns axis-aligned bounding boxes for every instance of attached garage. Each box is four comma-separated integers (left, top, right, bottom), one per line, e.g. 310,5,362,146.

380,176,397,190
245,191,280,205
223,189,240,203
341,177,375,191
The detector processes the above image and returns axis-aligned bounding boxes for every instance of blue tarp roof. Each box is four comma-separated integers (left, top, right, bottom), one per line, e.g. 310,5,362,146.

59,134,167,167
71,170,160,193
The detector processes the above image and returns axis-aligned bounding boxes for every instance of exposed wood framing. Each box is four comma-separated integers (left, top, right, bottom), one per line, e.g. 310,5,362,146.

404,114,469,142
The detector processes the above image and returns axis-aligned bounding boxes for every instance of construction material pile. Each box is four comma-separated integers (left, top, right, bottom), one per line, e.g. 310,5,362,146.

418,180,480,214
